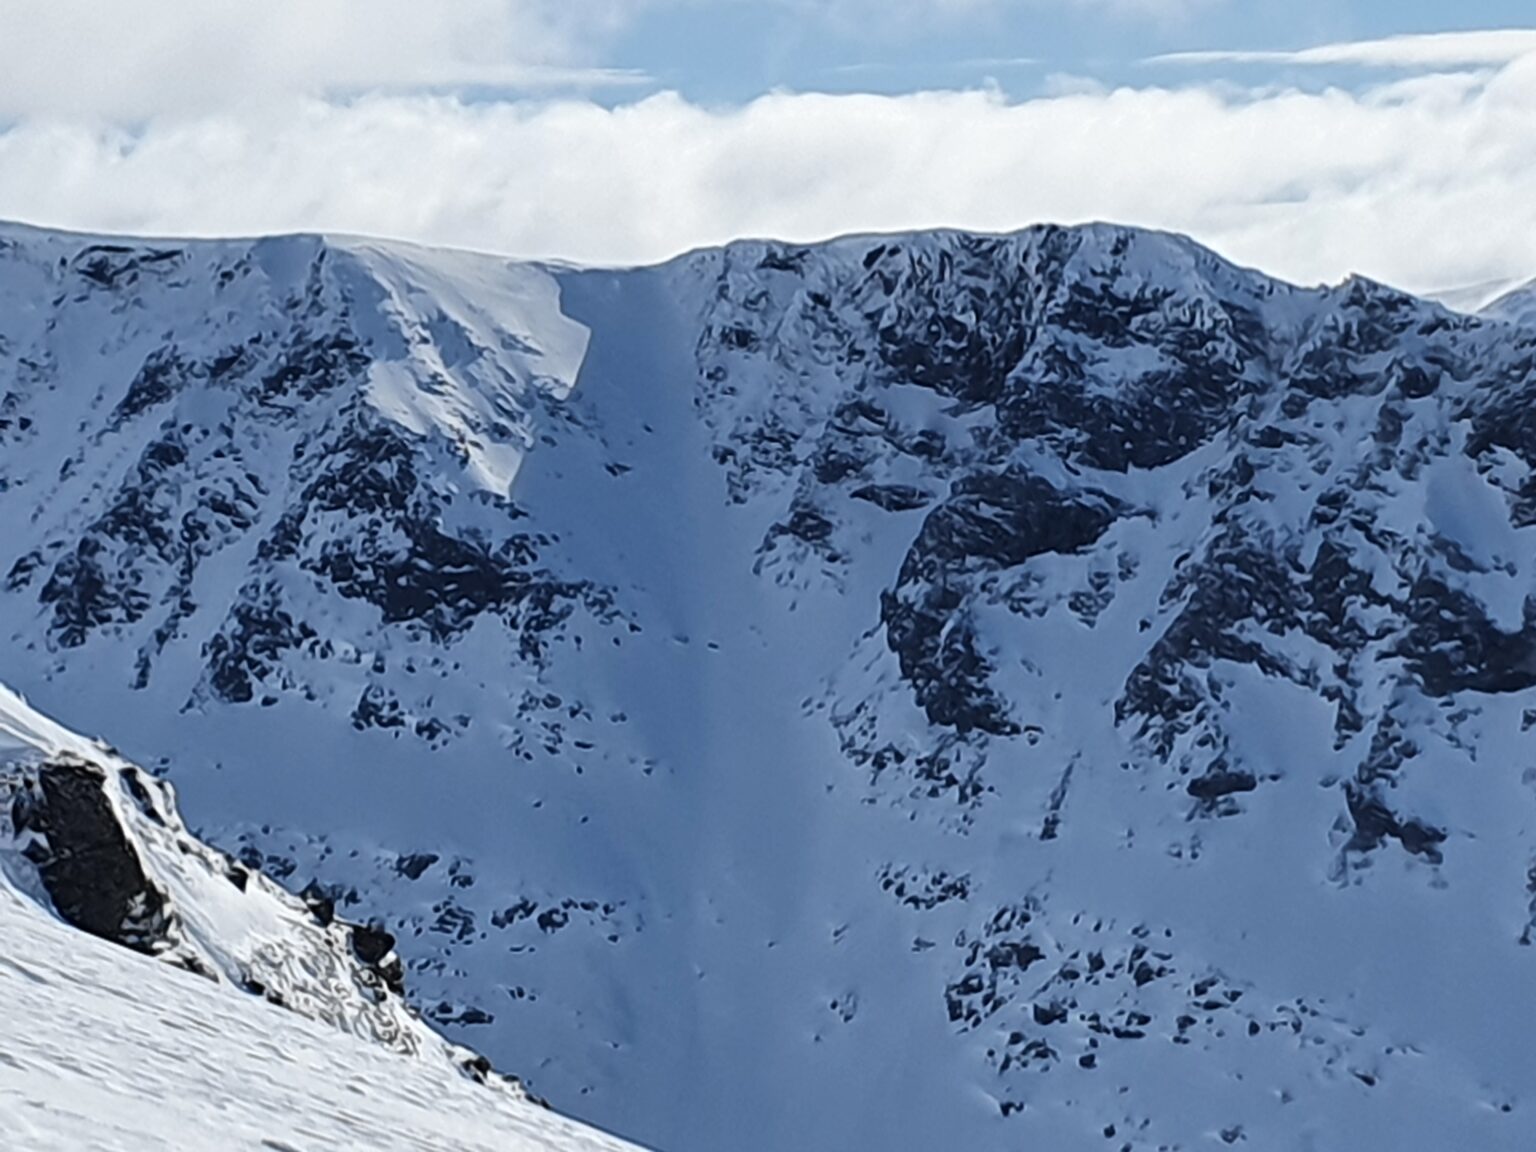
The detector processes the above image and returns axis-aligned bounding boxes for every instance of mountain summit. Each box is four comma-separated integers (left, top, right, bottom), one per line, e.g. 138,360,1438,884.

3,220,1536,1150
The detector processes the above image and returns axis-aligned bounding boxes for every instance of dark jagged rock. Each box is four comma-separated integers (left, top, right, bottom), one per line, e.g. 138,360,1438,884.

1186,769,1259,803
851,484,932,512
1345,784,1447,862
302,881,337,926
256,331,371,406
884,472,1120,734
396,852,441,881
203,581,317,704
871,234,1039,405
351,920,406,995
10,758,174,954
69,244,185,292
912,473,1120,569
114,347,191,424
1401,576,1536,696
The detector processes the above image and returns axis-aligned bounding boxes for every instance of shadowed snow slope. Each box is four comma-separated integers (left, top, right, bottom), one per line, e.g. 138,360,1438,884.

0,683,642,1152
6,219,1536,1150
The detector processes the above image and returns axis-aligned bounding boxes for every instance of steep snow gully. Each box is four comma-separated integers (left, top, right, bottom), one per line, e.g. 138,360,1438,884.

5,218,1536,1150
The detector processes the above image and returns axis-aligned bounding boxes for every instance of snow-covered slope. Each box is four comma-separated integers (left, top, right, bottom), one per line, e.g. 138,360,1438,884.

4,219,1536,1150
1425,276,1526,316
0,684,641,1151
1481,277,1536,328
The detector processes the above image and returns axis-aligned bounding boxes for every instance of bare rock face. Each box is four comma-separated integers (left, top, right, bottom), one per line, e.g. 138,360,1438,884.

12,757,175,954
883,471,1124,735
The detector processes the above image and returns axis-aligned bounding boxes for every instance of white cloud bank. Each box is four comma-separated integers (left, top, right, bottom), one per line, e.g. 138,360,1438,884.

0,0,647,118
0,0,1208,119
1,29,1535,294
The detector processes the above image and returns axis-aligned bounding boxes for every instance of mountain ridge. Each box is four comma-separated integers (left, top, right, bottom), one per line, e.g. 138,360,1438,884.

3,218,1536,1150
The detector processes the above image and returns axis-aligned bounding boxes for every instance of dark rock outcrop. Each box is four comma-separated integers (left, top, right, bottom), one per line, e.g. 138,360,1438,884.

10,758,175,954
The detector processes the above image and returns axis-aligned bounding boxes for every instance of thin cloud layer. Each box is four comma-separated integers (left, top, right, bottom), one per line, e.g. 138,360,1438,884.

2,35,1534,294
1155,28,1536,69
809,0,1216,22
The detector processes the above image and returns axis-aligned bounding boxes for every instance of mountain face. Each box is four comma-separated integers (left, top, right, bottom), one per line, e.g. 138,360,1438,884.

3,219,1536,1150
0,684,640,1152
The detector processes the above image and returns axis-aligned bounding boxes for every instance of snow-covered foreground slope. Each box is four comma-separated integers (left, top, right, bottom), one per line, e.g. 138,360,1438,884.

0,680,471,1064
0,685,642,1152
0,872,638,1152
5,219,1536,1150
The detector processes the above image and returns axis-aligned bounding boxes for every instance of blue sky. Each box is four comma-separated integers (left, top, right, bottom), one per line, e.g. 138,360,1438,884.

0,3,1533,294
606,1,1536,102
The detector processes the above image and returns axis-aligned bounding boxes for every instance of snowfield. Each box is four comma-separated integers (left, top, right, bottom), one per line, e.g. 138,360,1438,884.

4,218,1536,1150
0,684,642,1152
0,880,638,1152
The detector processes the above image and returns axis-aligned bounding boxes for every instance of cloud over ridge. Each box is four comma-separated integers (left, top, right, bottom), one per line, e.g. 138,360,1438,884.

2,20,1535,294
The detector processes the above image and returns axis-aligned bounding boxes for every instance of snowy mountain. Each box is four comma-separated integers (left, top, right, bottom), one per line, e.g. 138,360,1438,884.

1481,277,1536,329
1424,276,1527,316
0,684,641,1152
4,218,1536,1150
